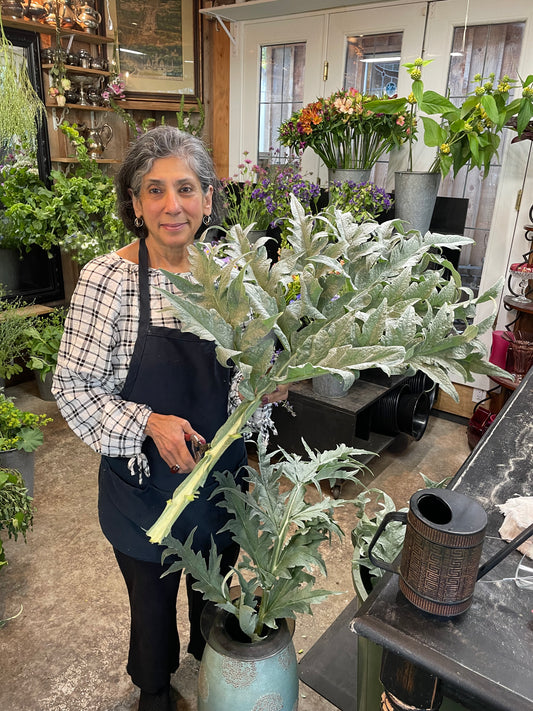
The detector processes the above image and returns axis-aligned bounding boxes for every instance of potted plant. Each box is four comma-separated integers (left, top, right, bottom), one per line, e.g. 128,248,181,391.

326,178,392,222
0,288,35,387
162,437,373,709
0,465,33,627
0,466,33,572
0,392,52,497
278,88,410,183
366,58,533,233
0,123,130,264
219,153,274,238
24,307,66,400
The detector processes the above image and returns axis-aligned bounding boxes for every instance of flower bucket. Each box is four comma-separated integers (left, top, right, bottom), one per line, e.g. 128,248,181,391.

198,607,298,711
0,449,34,497
328,168,371,188
33,370,55,402
394,171,441,235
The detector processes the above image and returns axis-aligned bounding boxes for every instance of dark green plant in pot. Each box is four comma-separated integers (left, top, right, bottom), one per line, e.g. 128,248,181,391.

0,466,33,571
24,307,66,382
0,288,35,382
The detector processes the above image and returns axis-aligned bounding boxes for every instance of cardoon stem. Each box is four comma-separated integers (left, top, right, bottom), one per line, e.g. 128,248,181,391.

146,395,263,544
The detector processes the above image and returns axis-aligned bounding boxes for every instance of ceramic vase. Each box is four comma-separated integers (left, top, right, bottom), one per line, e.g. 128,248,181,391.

394,171,441,235
198,608,298,711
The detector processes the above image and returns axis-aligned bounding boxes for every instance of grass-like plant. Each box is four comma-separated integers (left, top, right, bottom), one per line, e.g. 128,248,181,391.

146,196,507,545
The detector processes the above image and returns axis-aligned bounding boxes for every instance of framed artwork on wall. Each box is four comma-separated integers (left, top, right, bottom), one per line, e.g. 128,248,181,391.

116,0,202,106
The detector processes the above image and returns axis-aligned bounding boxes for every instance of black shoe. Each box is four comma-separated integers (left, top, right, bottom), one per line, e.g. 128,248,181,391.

138,685,173,711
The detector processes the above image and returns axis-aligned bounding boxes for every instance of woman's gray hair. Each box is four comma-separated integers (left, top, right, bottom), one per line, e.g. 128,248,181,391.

115,125,223,239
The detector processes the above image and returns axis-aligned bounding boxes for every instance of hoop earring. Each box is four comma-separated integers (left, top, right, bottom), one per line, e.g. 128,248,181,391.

134,216,144,228
202,214,212,226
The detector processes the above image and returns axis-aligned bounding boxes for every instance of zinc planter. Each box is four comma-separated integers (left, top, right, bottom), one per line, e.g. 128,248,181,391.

198,608,298,711
328,168,371,188
394,171,441,235
0,449,34,497
312,373,351,398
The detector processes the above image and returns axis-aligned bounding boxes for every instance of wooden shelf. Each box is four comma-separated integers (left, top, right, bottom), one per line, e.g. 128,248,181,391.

46,102,112,111
51,157,120,164
42,64,110,78
1,16,114,43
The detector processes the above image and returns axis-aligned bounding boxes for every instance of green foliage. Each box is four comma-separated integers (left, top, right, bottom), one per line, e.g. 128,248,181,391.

24,307,66,379
0,467,33,570
162,438,372,640
367,58,533,177
0,392,52,452
0,288,35,381
148,196,507,546
159,196,507,403
0,17,45,149
0,124,130,262
351,474,450,598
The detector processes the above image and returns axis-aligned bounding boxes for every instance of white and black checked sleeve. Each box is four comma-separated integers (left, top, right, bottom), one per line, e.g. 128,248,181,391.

52,254,153,457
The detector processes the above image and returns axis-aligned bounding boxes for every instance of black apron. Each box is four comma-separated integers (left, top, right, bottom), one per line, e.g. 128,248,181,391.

98,239,247,563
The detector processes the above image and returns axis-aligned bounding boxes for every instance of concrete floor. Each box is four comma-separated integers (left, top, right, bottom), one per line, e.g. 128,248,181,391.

0,379,471,711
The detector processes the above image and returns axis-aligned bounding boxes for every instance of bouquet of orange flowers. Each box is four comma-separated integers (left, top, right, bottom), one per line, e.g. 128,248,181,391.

279,89,411,170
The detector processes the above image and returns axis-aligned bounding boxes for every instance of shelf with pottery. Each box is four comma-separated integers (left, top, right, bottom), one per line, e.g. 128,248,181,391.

42,63,110,78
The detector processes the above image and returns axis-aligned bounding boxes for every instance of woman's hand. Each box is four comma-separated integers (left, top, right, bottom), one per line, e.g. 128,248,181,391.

145,413,206,474
261,384,289,406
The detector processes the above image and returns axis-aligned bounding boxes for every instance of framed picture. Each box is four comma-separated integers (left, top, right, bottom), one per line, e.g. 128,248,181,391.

116,0,202,106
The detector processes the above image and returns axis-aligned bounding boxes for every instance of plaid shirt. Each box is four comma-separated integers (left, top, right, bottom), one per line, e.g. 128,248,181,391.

53,252,273,458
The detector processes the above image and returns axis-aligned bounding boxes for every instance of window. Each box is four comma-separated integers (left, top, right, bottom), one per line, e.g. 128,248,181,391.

258,43,306,163
440,22,525,294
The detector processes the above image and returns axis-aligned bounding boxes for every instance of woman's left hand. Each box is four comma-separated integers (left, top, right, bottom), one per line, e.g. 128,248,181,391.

261,384,289,406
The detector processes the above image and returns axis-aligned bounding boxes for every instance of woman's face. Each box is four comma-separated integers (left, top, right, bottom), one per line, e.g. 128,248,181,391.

131,155,212,250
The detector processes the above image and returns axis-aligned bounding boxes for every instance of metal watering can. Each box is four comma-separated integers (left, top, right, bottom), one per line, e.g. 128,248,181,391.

368,488,533,617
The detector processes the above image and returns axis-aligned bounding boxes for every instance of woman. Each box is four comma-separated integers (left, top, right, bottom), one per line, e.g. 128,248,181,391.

52,126,287,711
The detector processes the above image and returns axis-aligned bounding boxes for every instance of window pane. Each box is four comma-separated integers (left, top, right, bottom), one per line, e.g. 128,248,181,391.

440,22,525,295
343,32,403,183
258,43,306,162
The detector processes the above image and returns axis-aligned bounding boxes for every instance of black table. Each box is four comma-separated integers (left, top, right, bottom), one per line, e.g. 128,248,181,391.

352,368,533,711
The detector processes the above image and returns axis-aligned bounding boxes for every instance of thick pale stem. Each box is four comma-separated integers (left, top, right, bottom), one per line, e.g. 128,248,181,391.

146,395,263,544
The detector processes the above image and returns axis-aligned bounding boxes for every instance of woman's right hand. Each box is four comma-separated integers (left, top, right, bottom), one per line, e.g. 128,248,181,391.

145,413,206,474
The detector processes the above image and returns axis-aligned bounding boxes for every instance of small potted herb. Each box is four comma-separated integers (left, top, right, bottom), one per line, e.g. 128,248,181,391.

24,307,66,400
0,288,35,387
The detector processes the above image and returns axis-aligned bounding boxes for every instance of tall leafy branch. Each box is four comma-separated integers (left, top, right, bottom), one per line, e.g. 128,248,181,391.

147,196,507,544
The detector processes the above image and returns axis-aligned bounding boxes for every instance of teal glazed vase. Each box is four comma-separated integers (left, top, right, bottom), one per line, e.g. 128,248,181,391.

198,608,298,711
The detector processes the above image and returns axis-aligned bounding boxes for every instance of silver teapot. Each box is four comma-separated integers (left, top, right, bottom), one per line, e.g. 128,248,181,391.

80,123,113,159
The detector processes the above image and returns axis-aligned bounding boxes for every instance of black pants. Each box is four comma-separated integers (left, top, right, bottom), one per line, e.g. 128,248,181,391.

114,543,239,694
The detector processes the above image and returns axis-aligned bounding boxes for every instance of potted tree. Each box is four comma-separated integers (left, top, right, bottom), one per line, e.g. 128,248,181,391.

0,392,52,497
